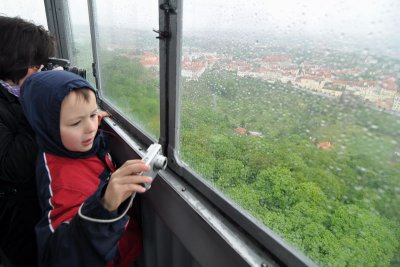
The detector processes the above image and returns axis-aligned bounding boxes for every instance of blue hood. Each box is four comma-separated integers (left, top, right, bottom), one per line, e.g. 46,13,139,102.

21,70,102,158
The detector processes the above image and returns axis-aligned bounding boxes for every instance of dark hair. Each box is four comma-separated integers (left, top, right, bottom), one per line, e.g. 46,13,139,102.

0,15,56,83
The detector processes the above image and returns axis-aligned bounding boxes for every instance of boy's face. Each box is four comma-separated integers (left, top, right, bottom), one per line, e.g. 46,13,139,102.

60,89,98,152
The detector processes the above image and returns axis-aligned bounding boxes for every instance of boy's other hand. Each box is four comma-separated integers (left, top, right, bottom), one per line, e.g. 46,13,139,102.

97,110,110,126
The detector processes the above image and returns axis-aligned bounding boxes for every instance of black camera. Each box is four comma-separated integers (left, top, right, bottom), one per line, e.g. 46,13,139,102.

42,57,86,79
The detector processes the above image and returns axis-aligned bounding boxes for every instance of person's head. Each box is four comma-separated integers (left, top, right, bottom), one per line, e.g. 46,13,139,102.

21,70,100,158
60,88,98,152
0,15,55,85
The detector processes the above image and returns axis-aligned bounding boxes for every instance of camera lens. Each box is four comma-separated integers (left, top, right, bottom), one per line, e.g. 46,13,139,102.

67,67,86,79
153,155,167,171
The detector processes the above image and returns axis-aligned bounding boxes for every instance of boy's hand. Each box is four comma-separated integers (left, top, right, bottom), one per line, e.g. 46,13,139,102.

97,110,110,126
101,160,152,212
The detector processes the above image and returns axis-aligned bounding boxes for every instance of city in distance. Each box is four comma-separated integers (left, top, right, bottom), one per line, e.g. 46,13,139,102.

91,26,400,115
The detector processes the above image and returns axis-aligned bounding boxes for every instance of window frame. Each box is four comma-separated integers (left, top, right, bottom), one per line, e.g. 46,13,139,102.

43,0,73,59
46,0,319,266
163,1,316,265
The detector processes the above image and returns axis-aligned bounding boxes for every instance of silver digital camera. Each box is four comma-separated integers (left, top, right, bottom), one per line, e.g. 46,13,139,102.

141,144,167,189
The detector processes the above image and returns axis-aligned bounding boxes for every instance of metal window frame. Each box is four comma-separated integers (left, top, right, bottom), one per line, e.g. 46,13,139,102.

161,0,317,266
43,0,73,59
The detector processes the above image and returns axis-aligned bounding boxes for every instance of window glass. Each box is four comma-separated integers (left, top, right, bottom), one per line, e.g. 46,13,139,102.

0,0,47,28
92,1,160,138
67,0,95,86
179,0,400,266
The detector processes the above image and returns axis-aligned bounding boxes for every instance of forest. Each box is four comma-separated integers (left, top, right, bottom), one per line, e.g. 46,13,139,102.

99,52,399,267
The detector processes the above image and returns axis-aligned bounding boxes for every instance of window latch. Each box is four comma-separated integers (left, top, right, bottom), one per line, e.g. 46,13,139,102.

153,29,170,40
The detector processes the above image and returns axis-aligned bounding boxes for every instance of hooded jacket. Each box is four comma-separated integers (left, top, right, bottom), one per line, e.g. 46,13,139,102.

20,71,142,267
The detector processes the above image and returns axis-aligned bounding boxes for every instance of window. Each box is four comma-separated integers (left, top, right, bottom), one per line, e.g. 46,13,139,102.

67,0,95,86
90,1,160,138
178,0,400,266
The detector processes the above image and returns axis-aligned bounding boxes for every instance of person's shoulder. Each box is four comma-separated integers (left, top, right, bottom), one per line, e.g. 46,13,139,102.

0,84,17,103
0,87,22,123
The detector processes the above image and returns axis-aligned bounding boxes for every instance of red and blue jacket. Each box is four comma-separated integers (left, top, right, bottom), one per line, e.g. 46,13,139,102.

20,71,142,267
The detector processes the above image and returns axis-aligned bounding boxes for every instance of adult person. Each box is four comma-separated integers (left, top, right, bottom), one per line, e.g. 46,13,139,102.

0,15,56,267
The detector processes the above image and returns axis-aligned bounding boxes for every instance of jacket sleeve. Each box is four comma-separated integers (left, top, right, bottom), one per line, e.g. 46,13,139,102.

35,156,129,267
36,191,129,267
0,102,38,183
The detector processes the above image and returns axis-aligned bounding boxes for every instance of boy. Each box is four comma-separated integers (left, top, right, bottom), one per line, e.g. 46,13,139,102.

20,70,152,267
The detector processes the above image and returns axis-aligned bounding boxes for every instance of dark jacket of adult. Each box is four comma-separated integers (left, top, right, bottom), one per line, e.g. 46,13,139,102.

0,83,40,266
